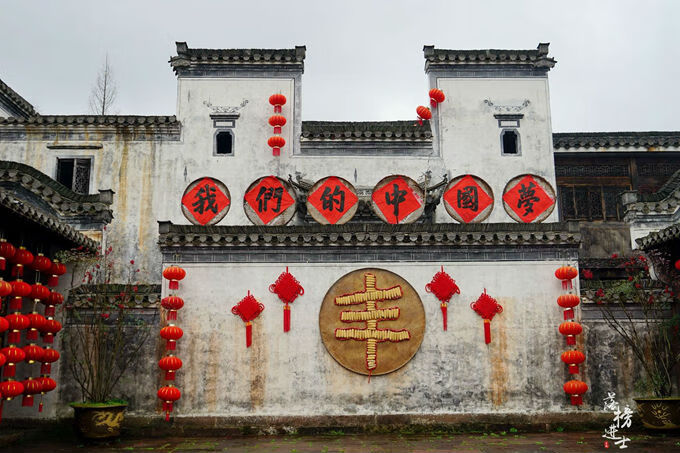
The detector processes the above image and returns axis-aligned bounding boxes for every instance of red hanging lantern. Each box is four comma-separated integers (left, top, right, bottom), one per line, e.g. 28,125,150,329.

162,266,186,290
0,279,11,299
416,106,432,126
559,321,582,346
561,350,586,374
470,289,503,344
30,253,52,274
269,93,287,113
0,316,7,334
555,265,578,290
268,136,286,156
0,239,16,271
23,344,44,364
160,325,183,351
0,346,26,377
40,348,60,375
36,376,56,412
268,115,287,134
40,319,62,344
0,380,24,401
26,313,46,341
21,378,42,407
161,296,184,321
0,352,5,368
47,260,67,287
30,283,50,303
9,279,31,311
425,266,460,331
232,291,264,348
6,313,29,344
159,355,183,381
269,267,304,333
42,291,64,317
10,247,33,278
564,379,588,406
429,88,446,108
675,259,680,271
157,385,181,421
557,294,581,320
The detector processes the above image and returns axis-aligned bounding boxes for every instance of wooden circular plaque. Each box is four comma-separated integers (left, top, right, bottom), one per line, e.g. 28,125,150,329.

370,175,425,224
501,174,556,223
319,268,425,376
243,176,297,226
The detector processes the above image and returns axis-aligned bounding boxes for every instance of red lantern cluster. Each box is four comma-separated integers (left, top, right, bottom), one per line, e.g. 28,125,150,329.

425,266,460,331
158,265,186,421
269,267,304,332
470,289,503,344
0,240,61,417
232,291,264,347
416,106,432,126
268,93,287,156
555,264,587,406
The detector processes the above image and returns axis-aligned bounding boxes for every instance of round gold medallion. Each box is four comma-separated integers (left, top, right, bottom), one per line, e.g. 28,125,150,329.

319,268,425,376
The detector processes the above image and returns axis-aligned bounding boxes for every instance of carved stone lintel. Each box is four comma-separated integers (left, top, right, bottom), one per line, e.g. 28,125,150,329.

484,99,530,113
203,99,249,116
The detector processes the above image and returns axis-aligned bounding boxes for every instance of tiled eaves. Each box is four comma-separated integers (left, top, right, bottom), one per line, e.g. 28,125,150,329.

0,77,37,118
0,189,98,251
0,160,113,222
553,132,680,150
0,115,179,128
301,121,432,141
424,43,555,70
170,42,306,73
624,169,680,217
158,222,580,248
637,223,680,250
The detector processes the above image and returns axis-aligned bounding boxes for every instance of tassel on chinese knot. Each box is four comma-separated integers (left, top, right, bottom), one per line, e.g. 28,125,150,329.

269,267,304,332
232,291,264,347
425,266,460,331
470,289,503,344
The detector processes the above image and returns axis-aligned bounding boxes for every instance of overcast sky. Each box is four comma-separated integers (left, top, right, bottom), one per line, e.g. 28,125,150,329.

0,0,678,132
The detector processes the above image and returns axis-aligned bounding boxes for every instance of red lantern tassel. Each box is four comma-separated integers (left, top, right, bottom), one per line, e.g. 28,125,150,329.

169,280,178,290
27,329,38,341
8,331,20,344
3,364,15,377
563,308,574,320
570,395,583,406
274,126,281,134
0,400,3,423
38,399,43,413
440,303,448,331
562,280,573,290
283,304,290,332
12,264,23,278
0,257,5,271
22,395,33,407
165,371,175,381
569,364,579,374
43,333,54,344
483,319,491,344
48,276,58,287
166,339,176,351
246,321,252,348
168,310,177,321
9,297,22,311
41,363,51,375
45,305,55,317
274,106,281,114
566,335,576,346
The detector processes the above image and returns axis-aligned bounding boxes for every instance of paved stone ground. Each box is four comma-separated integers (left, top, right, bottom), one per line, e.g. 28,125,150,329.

5,431,680,452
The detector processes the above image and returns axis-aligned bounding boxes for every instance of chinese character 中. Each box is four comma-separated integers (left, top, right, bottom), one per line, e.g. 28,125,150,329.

256,186,284,213
320,185,345,212
192,183,219,215
385,183,407,219
457,185,479,211
516,182,541,216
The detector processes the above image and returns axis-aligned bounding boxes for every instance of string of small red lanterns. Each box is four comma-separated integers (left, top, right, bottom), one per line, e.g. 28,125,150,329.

268,94,287,156
425,266,460,331
269,267,303,333
554,264,587,406
158,265,186,421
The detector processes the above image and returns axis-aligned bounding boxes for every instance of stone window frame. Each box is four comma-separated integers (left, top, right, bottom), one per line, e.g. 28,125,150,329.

500,128,521,156
213,129,235,157
55,155,94,195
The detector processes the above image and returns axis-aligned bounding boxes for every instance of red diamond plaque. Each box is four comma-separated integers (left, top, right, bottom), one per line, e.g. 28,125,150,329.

372,176,423,224
502,175,555,223
181,177,231,225
244,176,295,225
443,175,493,223
307,177,359,225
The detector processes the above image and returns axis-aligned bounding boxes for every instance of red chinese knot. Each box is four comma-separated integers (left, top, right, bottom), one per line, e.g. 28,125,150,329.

269,267,304,332
470,289,503,344
425,266,460,331
232,291,265,348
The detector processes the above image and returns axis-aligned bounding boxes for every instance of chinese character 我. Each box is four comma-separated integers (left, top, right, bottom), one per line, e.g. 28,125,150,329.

192,183,219,215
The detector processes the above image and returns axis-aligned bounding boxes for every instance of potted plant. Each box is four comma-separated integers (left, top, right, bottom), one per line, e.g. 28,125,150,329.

58,246,153,439
588,254,680,429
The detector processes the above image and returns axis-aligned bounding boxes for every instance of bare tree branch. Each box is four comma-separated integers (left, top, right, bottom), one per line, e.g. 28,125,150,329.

89,55,117,115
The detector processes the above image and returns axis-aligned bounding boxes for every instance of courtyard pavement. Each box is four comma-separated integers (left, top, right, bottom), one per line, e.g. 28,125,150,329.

4,431,680,452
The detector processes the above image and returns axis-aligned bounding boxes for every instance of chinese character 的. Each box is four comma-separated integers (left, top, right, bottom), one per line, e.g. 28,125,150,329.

457,185,479,211
192,183,219,215
320,185,345,212
256,186,284,213
385,183,407,219
517,182,541,216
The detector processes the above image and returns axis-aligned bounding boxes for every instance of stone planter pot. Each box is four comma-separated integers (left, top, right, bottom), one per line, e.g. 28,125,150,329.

70,401,128,439
634,397,680,430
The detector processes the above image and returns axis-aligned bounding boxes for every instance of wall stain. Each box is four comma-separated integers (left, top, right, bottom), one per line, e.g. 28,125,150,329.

204,330,220,412
249,320,267,409
489,299,509,408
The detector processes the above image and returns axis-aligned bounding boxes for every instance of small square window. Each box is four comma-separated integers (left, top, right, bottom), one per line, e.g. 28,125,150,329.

501,129,520,156
215,130,234,156
56,158,91,194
